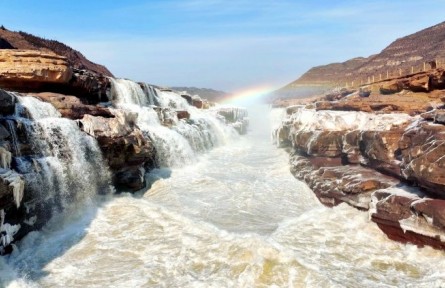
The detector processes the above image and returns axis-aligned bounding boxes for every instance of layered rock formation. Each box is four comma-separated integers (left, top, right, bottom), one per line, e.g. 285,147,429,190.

276,85,445,249
0,28,112,103
0,50,72,84
0,49,110,103
0,28,113,76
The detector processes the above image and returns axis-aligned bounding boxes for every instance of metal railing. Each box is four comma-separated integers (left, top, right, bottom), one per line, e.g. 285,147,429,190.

339,58,445,89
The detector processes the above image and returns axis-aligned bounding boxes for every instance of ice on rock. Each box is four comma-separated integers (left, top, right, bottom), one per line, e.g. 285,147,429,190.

0,147,11,169
289,108,414,132
0,168,25,208
0,210,20,249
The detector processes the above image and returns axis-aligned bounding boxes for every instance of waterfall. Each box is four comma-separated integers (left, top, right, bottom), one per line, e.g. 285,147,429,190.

156,90,189,110
110,78,233,167
109,78,148,107
16,96,112,221
109,78,244,167
141,83,157,106
17,96,61,119
5,120,21,157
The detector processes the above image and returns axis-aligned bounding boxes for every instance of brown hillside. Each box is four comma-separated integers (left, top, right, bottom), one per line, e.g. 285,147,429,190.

0,27,113,76
287,20,445,87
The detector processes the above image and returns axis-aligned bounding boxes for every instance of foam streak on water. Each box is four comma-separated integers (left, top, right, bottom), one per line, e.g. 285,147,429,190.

2,105,445,287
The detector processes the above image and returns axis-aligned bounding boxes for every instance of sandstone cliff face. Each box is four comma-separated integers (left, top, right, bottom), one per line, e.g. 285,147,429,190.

0,49,110,104
0,50,72,84
0,27,113,102
0,28,113,77
277,103,445,250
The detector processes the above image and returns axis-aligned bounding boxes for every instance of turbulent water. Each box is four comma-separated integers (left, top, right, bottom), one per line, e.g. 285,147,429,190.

1,103,445,287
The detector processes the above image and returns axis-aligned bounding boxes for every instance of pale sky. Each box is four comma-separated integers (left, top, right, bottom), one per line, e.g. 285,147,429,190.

1,0,445,92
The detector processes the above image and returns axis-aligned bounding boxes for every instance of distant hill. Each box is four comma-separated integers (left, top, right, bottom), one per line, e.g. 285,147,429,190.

286,20,445,87
172,86,230,102
0,26,113,76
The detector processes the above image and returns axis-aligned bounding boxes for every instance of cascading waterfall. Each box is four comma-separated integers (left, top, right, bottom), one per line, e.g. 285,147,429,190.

17,96,62,119
15,96,112,219
141,83,158,106
5,120,21,157
109,78,239,167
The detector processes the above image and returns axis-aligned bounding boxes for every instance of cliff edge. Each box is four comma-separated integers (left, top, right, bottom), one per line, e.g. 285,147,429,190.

0,26,113,77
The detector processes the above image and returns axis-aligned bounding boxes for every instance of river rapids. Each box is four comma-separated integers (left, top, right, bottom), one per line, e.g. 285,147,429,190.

1,105,444,288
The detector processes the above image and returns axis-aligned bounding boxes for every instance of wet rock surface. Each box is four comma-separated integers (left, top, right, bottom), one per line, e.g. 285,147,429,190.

80,111,156,191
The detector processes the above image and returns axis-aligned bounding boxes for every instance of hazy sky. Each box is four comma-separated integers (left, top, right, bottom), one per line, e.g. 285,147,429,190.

1,0,445,91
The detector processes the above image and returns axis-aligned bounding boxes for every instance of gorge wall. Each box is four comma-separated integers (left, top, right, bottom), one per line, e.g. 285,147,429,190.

275,72,445,250
0,33,249,254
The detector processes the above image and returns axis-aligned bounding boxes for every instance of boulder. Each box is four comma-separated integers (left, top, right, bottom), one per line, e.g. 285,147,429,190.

114,167,146,191
192,97,203,109
176,110,190,120
380,81,402,95
66,69,110,104
407,75,430,92
180,94,192,105
0,168,24,211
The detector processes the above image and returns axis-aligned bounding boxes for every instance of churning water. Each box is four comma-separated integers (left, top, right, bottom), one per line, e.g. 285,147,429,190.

1,105,445,288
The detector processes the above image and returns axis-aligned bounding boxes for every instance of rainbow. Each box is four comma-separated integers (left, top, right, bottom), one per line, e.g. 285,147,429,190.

221,84,275,105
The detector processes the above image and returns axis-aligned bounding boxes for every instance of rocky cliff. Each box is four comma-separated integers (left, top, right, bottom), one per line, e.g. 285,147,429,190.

286,20,445,87
275,71,445,250
0,27,113,76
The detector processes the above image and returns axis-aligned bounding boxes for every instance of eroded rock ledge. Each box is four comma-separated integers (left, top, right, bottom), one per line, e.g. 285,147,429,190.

276,105,445,250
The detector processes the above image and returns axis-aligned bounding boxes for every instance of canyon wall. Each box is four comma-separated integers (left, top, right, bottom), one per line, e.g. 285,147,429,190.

275,72,445,250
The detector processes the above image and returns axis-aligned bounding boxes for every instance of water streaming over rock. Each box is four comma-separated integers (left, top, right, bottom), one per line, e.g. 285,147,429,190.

5,119,21,157
8,96,113,235
141,83,158,106
108,78,239,167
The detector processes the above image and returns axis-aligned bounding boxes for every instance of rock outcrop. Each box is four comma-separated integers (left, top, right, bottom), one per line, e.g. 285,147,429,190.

79,111,156,191
370,189,445,250
0,50,72,85
0,49,110,103
277,103,445,250
0,28,113,76
30,92,113,119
